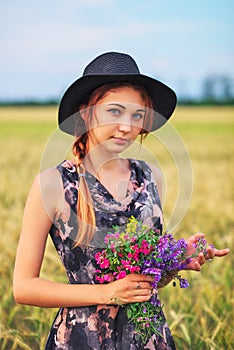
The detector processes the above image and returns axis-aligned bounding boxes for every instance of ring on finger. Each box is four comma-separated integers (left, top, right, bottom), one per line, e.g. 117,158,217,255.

136,282,142,289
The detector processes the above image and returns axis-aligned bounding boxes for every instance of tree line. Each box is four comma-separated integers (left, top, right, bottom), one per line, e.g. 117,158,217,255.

179,74,234,105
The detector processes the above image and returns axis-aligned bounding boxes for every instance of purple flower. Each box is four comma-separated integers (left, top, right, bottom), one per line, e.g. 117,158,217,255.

142,267,162,285
178,277,189,288
150,294,161,307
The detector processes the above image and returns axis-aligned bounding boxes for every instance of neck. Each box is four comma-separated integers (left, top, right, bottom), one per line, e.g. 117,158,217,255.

84,153,122,176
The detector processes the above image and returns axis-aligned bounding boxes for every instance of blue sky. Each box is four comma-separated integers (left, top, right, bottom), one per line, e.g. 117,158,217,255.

0,0,233,100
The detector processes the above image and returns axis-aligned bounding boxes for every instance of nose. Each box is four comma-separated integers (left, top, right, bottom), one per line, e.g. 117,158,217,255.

117,116,132,133
118,123,131,133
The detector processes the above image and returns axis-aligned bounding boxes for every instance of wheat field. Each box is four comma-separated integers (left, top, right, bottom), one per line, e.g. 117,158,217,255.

0,106,233,350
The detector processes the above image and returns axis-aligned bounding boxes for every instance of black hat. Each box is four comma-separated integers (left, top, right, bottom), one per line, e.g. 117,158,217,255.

58,52,177,135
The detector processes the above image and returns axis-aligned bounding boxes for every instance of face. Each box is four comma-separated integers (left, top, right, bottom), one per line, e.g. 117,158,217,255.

84,86,145,155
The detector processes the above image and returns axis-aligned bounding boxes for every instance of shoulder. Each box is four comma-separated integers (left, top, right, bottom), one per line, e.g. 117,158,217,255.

34,167,63,192
30,167,64,219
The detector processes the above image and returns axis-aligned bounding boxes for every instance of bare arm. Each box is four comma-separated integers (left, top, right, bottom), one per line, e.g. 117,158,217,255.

13,169,153,307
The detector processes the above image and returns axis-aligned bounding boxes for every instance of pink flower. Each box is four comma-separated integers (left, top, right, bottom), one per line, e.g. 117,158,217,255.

121,259,132,269
116,271,127,279
95,251,110,269
140,247,151,254
132,244,140,253
100,258,110,269
129,265,140,273
95,274,111,283
127,252,139,261
139,240,153,255
103,274,111,282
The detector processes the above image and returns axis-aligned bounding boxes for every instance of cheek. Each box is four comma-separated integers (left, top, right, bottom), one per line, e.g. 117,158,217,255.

99,119,120,131
90,124,115,138
132,126,142,137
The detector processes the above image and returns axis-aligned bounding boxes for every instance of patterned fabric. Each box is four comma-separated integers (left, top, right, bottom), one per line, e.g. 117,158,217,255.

45,159,176,350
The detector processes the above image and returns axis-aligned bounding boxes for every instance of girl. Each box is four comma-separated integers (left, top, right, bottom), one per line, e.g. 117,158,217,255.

13,52,229,350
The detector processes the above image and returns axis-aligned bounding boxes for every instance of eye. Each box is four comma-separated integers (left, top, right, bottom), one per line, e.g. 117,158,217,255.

107,108,121,116
132,113,144,120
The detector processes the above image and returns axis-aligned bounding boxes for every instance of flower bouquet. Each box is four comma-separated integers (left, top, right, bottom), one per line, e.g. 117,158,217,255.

95,216,208,344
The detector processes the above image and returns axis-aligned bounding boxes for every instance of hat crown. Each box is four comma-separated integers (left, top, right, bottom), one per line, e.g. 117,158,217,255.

83,52,140,76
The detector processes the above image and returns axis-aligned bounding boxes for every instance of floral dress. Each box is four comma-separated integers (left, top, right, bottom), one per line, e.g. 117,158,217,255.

45,159,176,350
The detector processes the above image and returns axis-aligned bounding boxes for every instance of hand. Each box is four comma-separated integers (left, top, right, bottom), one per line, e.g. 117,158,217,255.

185,232,230,271
105,274,154,305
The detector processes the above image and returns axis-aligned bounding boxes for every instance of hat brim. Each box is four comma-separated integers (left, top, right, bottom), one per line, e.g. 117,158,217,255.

58,74,177,135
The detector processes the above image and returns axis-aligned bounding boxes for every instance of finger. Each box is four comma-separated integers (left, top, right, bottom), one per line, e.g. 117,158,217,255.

132,287,153,299
133,281,153,290
186,232,205,244
214,248,230,257
198,253,206,265
131,294,153,302
129,274,154,283
133,288,153,297
194,232,205,239
185,259,201,271
194,261,202,271
205,246,215,260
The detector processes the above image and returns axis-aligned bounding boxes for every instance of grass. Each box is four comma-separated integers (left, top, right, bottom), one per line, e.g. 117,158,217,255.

0,106,233,349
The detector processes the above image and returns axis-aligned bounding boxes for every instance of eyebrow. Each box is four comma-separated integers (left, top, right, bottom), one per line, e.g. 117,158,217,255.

107,103,145,112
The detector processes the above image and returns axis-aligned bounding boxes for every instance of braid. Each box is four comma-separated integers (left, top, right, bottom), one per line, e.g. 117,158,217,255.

73,132,88,162
72,134,96,247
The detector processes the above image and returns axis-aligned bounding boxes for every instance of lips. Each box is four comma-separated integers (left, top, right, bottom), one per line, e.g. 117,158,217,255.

111,136,130,145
